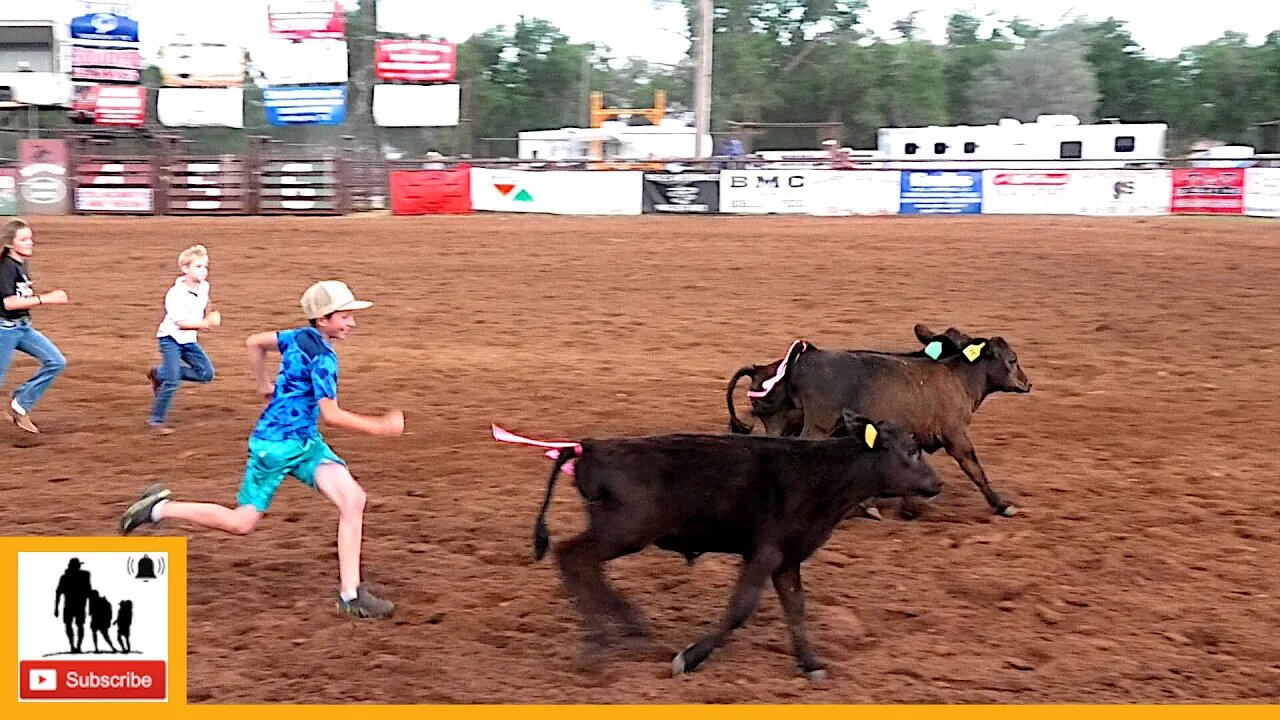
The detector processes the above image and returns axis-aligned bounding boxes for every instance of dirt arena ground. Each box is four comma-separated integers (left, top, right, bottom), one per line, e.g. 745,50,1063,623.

4,213,1279,703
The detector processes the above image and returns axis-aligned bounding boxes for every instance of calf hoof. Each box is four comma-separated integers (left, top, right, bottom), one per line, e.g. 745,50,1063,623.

671,644,711,676
996,503,1018,517
804,667,828,681
861,505,883,521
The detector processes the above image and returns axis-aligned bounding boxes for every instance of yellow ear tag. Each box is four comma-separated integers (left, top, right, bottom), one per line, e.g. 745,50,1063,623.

863,423,878,449
963,342,986,362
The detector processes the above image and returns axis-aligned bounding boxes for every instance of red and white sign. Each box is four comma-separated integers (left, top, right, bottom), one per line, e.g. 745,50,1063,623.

20,661,166,701
268,0,345,40
89,86,147,126
71,46,143,70
71,67,142,83
1171,167,1245,215
375,40,456,82
981,170,1076,214
75,187,154,213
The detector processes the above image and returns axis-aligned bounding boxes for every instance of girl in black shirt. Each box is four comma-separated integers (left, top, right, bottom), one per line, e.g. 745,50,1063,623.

1,218,70,433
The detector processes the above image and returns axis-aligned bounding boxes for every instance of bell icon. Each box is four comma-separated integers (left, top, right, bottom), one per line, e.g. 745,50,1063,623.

135,554,157,581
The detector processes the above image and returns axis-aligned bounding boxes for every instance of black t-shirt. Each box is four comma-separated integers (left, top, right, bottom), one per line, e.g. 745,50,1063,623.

0,252,33,321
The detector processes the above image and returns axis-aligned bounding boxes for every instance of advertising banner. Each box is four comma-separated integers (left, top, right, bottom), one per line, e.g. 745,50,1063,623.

1170,167,1245,215
899,171,983,214
267,0,345,40
374,40,456,82
981,170,1076,214
1073,170,1172,216
471,169,642,215
642,172,719,214
263,86,346,126
1244,168,1280,218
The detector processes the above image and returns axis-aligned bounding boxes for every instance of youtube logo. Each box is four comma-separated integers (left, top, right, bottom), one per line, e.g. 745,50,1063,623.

28,668,57,691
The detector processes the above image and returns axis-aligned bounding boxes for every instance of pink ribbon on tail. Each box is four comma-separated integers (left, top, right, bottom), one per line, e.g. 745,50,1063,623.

746,339,809,399
491,424,582,475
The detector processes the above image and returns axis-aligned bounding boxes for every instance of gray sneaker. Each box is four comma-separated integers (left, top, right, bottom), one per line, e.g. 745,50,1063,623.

120,484,172,535
336,584,395,619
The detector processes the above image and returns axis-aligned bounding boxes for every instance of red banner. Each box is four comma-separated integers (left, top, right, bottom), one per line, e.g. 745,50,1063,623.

71,67,142,83
90,86,147,127
20,660,166,701
390,168,472,215
268,0,345,40
71,46,144,70
1171,167,1245,215
375,40,457,82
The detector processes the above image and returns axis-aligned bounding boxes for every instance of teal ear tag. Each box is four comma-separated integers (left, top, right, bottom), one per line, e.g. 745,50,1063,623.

924,341,943,360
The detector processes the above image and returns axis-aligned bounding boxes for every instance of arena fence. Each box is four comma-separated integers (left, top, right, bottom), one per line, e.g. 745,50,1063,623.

6,136,1279,219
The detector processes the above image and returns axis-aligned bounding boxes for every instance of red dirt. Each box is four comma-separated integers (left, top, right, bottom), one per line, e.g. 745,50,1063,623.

5,214,1279,703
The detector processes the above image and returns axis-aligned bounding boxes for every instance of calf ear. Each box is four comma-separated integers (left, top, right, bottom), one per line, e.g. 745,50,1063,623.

914,324,936,344
944,327,973,346
962,338,989,362
839,409,878,448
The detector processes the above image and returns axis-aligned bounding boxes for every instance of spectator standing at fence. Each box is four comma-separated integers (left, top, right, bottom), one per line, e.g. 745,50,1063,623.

146,244,220,435
1,219,69,434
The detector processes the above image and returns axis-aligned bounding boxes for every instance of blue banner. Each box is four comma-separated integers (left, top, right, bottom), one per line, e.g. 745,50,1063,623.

899,170,983,214
70,10,140,43
263,86,347,126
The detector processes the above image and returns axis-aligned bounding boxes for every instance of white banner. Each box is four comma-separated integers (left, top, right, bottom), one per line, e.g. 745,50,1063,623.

470,169,642,215
809,171,902,216
372,84,460,127
719,170,816,214
157,88,244,128
75,187,153,212
1244,168,1280,218
981,170,1077,214
1073,170,1172,216
256,38,348,85
157,44,245,87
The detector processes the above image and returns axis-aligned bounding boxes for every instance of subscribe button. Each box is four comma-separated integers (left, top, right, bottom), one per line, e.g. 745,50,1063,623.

20,660,167,701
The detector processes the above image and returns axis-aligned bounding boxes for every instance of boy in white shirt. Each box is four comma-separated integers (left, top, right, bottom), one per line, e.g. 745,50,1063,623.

147,245,221,434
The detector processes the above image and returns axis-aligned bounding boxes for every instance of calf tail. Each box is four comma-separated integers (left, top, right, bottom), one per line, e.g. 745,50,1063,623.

533,445,579,561
726,366,757,435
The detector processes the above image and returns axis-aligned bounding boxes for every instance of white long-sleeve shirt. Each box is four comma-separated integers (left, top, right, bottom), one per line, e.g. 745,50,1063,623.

156,278,210,345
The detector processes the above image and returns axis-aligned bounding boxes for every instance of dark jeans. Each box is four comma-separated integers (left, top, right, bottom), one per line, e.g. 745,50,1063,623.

148,336,214,425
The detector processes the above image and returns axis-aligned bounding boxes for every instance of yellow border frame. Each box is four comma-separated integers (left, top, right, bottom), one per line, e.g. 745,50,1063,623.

4,538,1272,717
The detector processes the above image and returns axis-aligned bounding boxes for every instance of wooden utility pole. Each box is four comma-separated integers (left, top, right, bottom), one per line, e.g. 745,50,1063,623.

694,0,713,158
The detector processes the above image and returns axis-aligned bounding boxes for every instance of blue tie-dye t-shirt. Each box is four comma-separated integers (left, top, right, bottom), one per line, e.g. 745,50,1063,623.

251,327,339,441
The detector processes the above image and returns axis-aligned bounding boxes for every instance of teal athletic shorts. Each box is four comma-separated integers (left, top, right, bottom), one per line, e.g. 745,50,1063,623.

236,436,345,512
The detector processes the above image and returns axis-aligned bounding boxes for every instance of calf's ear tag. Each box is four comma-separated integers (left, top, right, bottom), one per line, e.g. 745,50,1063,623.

963,342,986,362
924,341,943,360
863,423,878,449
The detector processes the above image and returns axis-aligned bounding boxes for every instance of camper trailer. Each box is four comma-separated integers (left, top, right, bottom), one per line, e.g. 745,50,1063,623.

518,119,713,161
876,115,1168,169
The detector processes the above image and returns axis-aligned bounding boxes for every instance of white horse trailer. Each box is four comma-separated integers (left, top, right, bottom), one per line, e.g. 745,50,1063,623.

877,115,1168,169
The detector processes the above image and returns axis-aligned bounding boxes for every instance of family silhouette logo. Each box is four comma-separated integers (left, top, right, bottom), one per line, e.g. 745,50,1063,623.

17,551,171,702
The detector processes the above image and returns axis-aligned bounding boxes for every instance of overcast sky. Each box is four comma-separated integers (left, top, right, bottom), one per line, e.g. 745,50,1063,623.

17,0,1280,63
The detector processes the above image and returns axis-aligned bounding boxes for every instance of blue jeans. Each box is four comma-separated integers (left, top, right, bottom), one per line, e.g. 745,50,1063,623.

149,336,215,425
0,319,67,413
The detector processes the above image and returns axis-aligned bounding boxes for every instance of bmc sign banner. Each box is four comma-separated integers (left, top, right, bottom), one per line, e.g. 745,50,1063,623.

6,536,187,703
1170,167,1244,215
719,170,812,214
642,173,719,214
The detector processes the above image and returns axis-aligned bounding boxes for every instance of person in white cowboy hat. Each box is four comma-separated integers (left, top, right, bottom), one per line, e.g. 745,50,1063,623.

121,280,406,620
